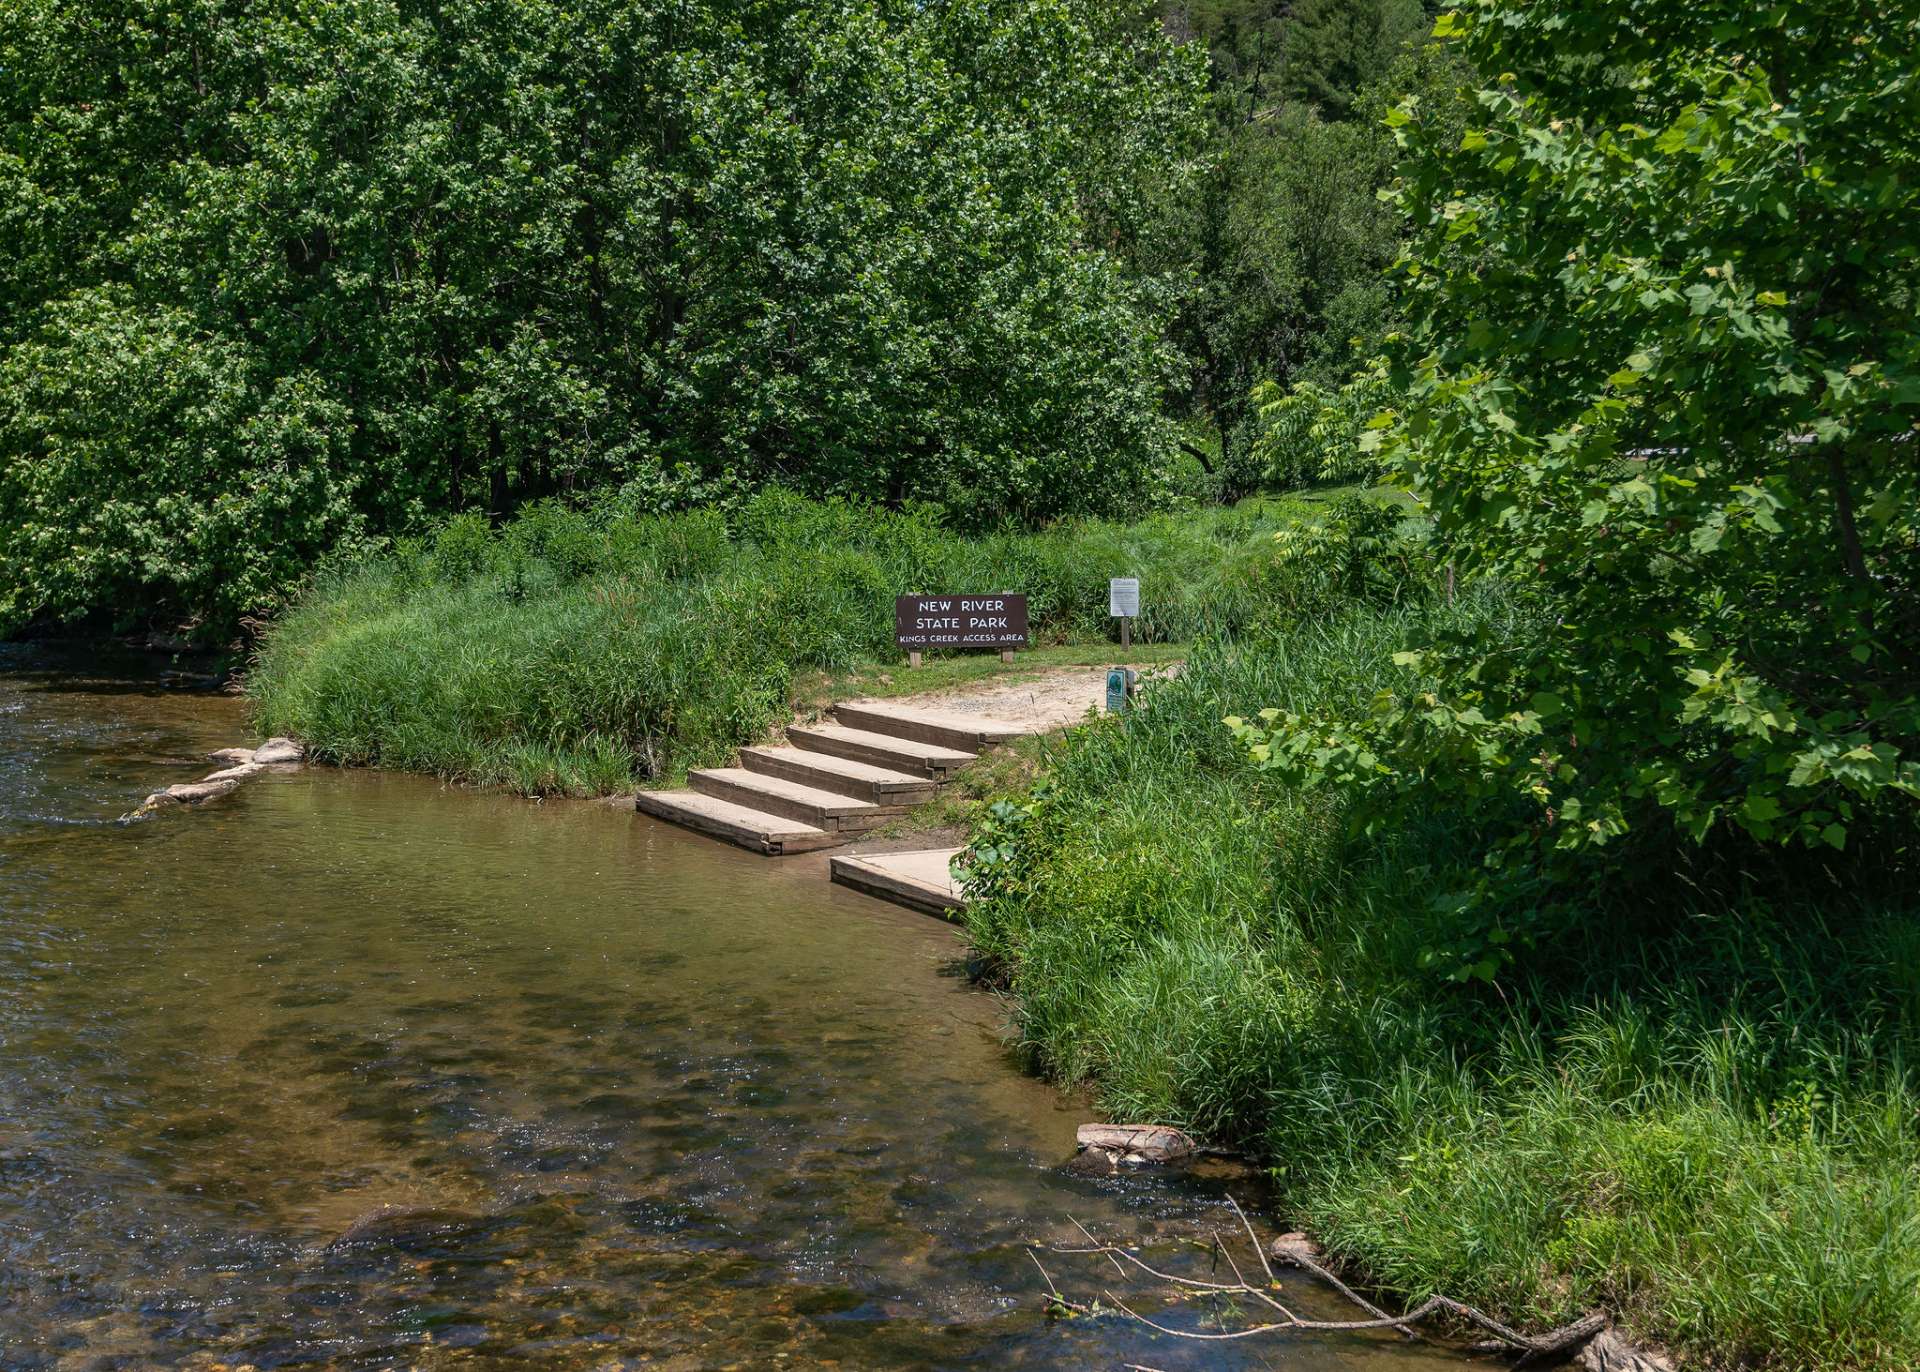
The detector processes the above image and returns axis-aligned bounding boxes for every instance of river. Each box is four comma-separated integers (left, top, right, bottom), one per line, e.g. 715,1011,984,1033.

0,646,1470,1370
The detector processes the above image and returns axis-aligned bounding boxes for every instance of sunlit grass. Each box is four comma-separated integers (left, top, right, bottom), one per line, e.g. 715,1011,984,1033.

248,490,1345,795
960,596,1920,1371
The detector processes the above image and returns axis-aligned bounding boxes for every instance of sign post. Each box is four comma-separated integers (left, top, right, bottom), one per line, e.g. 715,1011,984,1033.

1109,577,1140,652
895,594,1029,667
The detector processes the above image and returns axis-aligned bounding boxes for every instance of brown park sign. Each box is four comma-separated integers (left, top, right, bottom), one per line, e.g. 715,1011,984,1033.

895,594,1028,650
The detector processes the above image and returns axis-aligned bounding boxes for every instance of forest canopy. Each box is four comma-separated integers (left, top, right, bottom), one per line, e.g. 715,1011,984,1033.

0,0,1207,632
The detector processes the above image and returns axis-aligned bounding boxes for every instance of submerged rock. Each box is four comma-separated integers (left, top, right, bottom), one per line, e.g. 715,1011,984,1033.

162,779,242,805
1071,1123,1196,1170
252,737,304,765
202,763,264,784
321,1205,483,1252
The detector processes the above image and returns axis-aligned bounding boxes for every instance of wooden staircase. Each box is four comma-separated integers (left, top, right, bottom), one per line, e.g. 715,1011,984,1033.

635,701,1035,855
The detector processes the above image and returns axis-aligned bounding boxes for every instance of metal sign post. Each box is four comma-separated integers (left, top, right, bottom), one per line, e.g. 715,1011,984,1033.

1108,577,1140,651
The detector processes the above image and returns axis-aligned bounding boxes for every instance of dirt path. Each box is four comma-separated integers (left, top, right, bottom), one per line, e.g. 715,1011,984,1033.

847,661,1179,733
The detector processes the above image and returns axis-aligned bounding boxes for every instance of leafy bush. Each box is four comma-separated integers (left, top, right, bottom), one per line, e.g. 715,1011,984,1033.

1233,1,1920,969
1247,358,1400,488
1,0,1204,636
0,290,365,632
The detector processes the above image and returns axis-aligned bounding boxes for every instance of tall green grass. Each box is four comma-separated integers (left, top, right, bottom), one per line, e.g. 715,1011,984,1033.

962,594,1920,1371
248,489,1349,792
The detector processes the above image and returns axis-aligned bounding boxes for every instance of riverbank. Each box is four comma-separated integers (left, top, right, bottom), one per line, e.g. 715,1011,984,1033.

242,488,1919,1369
957,598,1920,1372
247,490,1332,796
17,646,1467,1371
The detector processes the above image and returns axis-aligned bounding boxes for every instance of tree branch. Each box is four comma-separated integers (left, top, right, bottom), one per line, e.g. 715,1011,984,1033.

1178,440,1217,474
1042,1200,1612,1363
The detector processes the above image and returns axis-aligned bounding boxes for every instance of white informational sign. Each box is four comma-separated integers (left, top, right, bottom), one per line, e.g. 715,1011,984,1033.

1109,577,1140,618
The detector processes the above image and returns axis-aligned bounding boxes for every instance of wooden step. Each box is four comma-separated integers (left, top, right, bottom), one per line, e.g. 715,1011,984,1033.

786,723,976,779
830,849,966,918
738,746,939,806
635,790,840,855
689,767,886,832
832,701,1032,753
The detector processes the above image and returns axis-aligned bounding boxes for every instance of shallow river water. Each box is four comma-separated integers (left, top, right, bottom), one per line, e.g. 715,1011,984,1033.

0,647,1473,1371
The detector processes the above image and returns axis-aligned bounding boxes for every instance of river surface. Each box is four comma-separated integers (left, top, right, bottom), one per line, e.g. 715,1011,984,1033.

0,646,1471,1371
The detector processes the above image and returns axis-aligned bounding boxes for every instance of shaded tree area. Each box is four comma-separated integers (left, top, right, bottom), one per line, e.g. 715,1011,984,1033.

0,0,1204,634
1157,0,1458,495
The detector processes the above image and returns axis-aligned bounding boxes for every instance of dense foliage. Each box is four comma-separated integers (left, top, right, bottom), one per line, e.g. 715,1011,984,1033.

962,617,1920,1371
1159,0,1457,485
1246,357,1397,487
1233,0,1920,966
249,490,1331,792
0,0,1202,634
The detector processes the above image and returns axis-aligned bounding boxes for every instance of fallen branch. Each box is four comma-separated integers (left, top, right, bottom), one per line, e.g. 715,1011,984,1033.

1042,1197,1614,1364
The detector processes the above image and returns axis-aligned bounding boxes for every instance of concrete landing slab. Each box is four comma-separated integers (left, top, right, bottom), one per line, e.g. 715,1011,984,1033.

829,848,966,918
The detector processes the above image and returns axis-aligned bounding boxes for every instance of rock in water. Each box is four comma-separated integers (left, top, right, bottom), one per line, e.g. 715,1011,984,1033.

322,1205,481,1252
1269,1231,1323,1265
1072,1123,1196,1169
162,779,241,805
202,763,263,783
207,747,256,766
252,737,304,764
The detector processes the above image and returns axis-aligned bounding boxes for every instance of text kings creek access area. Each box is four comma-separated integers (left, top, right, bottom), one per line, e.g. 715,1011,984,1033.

894,595,1030,649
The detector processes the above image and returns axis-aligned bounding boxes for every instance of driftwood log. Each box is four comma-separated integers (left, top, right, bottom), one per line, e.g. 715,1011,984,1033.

1072,1123,1196,1169
125,739,304,819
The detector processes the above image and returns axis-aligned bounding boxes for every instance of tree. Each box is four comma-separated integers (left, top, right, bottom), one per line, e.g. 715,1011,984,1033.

0,0,1204,634
1155,0,1447,486
1232,0,1920,969
1279,0,1428,119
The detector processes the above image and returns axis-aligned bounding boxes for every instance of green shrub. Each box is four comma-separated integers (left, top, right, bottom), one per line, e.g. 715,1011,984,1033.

1236,2,1920,976
1247,358,1400,489
430,514,496,582
957,603,1920,1370
0,290,364,636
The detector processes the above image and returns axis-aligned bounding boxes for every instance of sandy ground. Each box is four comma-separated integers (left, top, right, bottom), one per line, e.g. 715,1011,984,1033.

848,660,1179,733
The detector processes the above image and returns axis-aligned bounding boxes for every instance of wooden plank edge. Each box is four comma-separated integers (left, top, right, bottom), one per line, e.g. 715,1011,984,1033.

829,855,967,918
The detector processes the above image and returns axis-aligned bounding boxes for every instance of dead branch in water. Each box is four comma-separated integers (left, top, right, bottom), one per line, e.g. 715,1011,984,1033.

1041,1195,1610,1364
